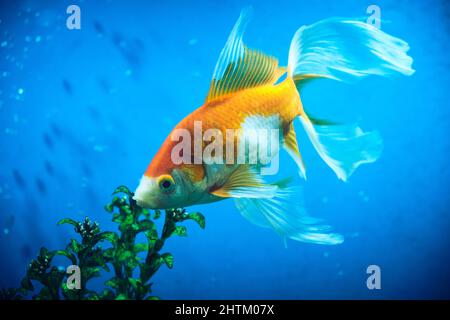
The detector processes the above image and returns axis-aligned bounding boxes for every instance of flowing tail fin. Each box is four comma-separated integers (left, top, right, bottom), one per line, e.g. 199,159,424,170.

234,181,344,245
288,18,414,181
288,18,415,81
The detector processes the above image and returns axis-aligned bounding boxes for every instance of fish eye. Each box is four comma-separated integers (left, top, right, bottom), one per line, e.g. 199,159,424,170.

158,175,175,193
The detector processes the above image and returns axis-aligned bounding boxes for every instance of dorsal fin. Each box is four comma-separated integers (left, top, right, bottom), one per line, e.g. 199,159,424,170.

205,8,281,103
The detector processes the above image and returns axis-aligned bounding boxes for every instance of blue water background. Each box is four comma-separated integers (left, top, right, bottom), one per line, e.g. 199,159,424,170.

0,0,449,299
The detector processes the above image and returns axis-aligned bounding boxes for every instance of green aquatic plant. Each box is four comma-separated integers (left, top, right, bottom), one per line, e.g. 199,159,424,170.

5,186,205,300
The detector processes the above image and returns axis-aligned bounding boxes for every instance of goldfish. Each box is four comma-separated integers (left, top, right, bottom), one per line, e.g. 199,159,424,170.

134,9,414,245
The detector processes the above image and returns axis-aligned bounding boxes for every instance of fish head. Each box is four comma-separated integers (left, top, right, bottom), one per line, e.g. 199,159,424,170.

133,169,194,209
133,136,207,209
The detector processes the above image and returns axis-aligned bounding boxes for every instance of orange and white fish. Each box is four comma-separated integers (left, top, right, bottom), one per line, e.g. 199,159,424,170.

134,9,414,245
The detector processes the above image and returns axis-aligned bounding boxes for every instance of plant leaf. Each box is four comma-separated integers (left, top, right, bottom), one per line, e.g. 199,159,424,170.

87,294,100,300
134,243,148,253
55,250,77,265
95,231,118,244
128,278,140,291
100,289,115,299
117,249,133,262
57,218,79,227
187,212,206,229
85,267,101,280
173,226,187,237
138,219,155,232
20,277,34,291
103,248,115,261
149,253,163,271
112,185,132,196
105,277,122,289
68,239,81,254
161,253,174,269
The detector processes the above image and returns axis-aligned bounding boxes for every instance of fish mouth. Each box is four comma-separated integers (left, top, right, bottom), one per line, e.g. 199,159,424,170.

133,175,158,208
132,194,154,209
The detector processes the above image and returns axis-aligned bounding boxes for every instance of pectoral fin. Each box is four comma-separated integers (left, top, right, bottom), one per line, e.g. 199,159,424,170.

209,165,277,198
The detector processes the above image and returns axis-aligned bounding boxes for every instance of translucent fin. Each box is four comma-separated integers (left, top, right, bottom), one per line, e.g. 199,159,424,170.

283,123,306,179
292,73,332,91
210,165,277,198
299,115,383,181
234,183,343,245
206,8,281,102
288,17,415,81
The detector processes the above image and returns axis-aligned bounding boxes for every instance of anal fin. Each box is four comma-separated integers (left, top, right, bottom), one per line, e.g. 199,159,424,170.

234,182,344,245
